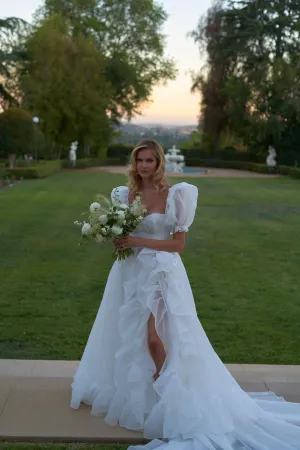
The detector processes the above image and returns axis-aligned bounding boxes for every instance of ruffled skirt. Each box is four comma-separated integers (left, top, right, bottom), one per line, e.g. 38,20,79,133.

71,249,300,449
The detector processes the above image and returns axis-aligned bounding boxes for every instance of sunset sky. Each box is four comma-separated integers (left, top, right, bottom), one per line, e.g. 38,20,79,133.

1,0,212,125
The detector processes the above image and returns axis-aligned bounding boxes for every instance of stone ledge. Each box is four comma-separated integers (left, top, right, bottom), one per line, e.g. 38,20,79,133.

1,361,300,443
1,360,300,382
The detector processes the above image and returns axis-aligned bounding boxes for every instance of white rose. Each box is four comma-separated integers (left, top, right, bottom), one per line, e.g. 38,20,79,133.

111,225,123,236
95,234,103,243
119,203,129,210
98,214,108,225
117,210,125,221
90,202,101,215
82,223,92,235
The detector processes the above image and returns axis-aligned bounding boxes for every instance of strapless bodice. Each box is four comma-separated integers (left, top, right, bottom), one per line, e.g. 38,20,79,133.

131,213,170,240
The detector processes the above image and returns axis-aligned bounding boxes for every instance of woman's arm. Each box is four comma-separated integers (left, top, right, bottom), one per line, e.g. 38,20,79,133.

115,233,185,253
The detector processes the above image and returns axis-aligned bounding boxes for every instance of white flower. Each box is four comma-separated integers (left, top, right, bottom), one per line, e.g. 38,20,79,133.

131,195,144,217
111,225,123,236
91,224,99,233
98,214,108,225
132,204,141,217
119,203,129,210
117,210,125,221
101,227,108,235
82,223,92,235
111,189,120,206
142,208,147,215
95,234,103,243
90,202,101,215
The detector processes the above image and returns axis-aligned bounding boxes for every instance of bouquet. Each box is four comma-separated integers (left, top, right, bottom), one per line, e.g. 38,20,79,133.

74,188,147,261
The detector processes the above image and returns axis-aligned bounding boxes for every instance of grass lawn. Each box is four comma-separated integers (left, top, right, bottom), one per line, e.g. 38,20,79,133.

0,444,127,450
0,171,299,364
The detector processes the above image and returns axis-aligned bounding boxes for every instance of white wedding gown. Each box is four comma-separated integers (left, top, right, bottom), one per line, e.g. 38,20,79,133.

71,182,300,450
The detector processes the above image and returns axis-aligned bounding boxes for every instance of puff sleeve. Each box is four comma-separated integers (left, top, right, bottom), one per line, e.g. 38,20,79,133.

165,183,198,234
111,186,129,205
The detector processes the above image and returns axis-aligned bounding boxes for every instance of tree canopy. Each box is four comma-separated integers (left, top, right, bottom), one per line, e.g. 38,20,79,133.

191,0,300,164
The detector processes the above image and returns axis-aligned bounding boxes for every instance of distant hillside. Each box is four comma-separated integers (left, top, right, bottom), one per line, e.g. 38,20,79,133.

113,122,198,148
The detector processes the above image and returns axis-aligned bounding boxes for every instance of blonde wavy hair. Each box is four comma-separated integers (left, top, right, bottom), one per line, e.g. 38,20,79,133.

127,139,167,193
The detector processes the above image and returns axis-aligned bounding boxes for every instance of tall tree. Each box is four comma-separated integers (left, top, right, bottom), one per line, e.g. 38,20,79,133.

22,16,113,158
0,108,35,167
0,17,29,109
192,0,300,164
190,1,233,154
224,0,300,163
34,0,177,122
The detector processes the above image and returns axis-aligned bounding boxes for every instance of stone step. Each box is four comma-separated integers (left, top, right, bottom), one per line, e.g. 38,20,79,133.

0,360,300,443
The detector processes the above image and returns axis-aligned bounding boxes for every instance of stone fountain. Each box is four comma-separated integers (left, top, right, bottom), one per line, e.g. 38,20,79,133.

165,145,185,173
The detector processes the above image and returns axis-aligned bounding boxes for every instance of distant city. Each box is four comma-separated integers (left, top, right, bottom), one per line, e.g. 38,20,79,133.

114,122,198,148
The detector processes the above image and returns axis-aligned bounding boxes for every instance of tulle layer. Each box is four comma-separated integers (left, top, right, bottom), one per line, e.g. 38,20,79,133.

71,249,300,449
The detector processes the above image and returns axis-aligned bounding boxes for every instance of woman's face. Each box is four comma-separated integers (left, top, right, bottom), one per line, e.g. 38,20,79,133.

136,148,157,179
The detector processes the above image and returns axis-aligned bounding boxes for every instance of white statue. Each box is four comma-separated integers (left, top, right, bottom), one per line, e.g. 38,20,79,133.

266,146,277,167
69,141,78,167
165,145,185,173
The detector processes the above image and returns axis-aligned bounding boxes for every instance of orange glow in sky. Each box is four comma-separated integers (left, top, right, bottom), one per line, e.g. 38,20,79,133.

1,0,212,124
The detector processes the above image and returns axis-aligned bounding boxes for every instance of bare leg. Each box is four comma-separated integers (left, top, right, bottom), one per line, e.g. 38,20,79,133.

148,314,166,381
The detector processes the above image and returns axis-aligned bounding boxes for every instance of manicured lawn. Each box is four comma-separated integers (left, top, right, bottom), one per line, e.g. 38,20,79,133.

0,444,127,450
0,172,299,363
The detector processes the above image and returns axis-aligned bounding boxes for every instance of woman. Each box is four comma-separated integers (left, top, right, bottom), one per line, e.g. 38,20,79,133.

71,140,300,450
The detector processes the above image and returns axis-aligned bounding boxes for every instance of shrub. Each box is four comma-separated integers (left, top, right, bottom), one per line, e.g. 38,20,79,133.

0,108,36,165
185,158,300,179
185,158,243,168
62,158,105,169
181,148,266,163
5,161,61,179
104,158,127,166
287,167,300,179
107,144,133,161
62,157,126,169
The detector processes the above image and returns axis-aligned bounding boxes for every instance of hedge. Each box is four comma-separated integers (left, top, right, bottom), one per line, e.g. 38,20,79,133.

3,156,298,180
5,161,61,179
107,145,267,163
287,167,300,179
107,144,133,160
186,158,270,170
62,158,105,169
185,158,300,178
61,156,300,179
62,157,125,169
182,148,267,162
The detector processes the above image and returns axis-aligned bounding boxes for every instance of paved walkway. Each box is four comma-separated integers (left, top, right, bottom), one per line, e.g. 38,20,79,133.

0,360,300,443
73,166,280,178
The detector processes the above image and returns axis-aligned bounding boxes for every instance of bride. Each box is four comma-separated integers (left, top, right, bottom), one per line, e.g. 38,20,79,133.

71,139,300,450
